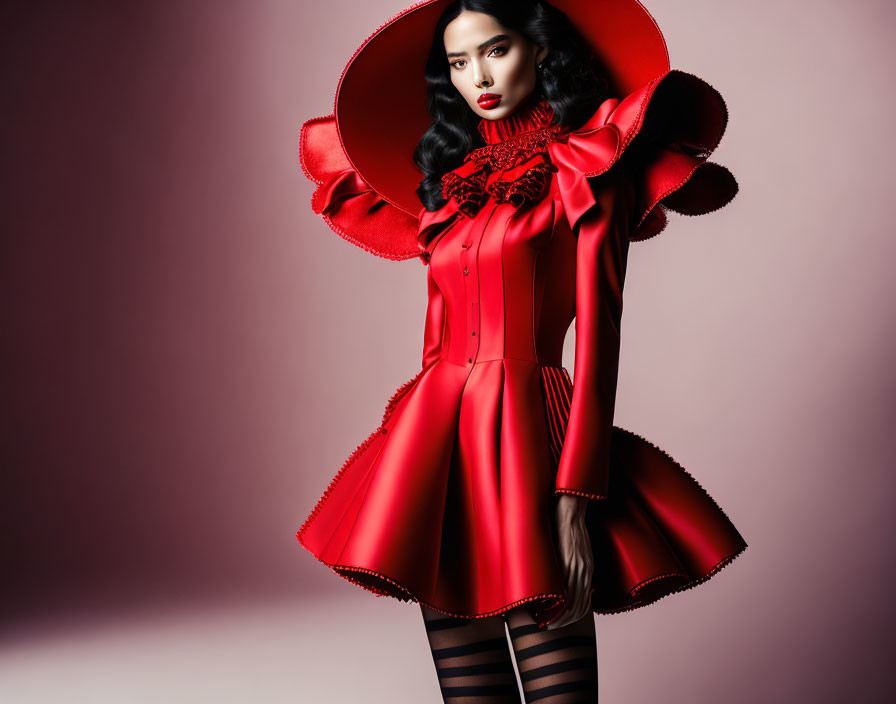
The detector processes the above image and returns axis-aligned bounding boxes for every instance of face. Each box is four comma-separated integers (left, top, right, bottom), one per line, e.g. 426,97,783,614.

443,11,547,120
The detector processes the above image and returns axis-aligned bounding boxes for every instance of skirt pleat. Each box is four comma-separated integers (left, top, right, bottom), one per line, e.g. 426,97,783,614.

296,359,747,627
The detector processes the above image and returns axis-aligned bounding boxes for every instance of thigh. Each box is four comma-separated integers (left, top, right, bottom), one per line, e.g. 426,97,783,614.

506,606,598,703
420,604,521,703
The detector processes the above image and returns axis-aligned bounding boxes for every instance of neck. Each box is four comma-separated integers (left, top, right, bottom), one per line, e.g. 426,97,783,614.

477,93,555,145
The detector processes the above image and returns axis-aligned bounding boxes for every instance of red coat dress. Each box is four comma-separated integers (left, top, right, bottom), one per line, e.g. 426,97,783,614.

297,70,747,628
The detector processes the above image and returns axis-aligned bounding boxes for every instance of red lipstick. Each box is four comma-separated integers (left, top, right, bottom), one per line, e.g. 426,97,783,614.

477,93,502,110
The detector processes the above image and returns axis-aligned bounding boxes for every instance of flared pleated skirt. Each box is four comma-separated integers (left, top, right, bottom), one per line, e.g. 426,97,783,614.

296,358,746,628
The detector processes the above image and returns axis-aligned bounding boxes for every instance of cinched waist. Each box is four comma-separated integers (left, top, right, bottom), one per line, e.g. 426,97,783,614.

438,355,565,370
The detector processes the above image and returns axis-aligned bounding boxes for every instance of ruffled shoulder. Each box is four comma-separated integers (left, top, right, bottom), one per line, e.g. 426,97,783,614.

546,69,738,241
300,114,421,261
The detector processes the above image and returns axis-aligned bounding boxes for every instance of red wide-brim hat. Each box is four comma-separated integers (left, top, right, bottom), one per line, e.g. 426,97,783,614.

330,0,670,217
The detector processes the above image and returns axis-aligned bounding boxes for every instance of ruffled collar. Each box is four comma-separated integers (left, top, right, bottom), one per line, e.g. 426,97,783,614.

477,93,556,144
440,95,568,218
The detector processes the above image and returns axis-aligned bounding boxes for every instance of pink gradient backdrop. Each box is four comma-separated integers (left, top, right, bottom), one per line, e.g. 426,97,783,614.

1,0,893,701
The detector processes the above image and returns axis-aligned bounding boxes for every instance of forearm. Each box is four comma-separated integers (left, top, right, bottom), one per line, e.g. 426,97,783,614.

555,493,588,523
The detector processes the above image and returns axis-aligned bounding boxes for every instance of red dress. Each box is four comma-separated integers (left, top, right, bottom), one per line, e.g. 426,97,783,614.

297,70,747,628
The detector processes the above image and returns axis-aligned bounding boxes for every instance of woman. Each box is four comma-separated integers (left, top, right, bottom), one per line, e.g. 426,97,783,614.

297,1,747,701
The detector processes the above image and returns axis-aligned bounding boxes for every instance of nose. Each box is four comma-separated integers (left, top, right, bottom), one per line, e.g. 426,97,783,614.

473,62,492,89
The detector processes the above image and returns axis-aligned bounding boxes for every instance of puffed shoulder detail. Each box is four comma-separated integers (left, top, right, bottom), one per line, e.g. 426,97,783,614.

546,69,739,241
300,114,421,261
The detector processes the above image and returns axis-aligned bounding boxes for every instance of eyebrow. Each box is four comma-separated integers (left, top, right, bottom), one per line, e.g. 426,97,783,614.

446,34,511,59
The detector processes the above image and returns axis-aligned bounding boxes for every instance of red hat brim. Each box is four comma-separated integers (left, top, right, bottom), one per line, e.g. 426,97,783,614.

332,0,670,216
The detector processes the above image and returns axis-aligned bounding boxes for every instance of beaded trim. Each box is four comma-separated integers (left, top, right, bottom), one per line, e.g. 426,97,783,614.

539,364,609,500
301,532,746,621
586,422,749,611
312,14,738,249
319,559,568,628
630,571,688,596
555,487,608,501
466,124,569,171
297,359,747,621
439,99,568,217
299,115,420,261
597,546,748,615
630,161,739,242
536,363,747,612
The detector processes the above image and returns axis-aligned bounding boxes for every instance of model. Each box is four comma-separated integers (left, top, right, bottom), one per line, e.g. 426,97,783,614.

296,1,747,701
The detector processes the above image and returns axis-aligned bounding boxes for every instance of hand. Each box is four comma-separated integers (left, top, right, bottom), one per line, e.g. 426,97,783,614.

547,494,594,630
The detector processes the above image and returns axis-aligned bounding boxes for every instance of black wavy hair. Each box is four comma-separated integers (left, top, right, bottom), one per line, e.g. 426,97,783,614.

413,0,609,211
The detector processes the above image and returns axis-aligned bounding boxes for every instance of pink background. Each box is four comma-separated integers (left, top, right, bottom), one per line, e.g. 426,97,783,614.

2,0,893,701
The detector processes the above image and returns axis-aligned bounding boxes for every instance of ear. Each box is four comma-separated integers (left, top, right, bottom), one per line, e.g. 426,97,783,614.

535,44,548,65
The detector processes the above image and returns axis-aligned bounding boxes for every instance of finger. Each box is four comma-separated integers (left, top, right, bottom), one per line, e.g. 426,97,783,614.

566,557,579,600
551,612,573,630
546,611,567,630
572,559,586,616
579,558,594,618
577,563,593,621
578,559,591,608
578,550,594,616
552,593,573,630
576,584,591,623
584,555,595,604
565,591,580,626
551,560,573,628
574,582,587,623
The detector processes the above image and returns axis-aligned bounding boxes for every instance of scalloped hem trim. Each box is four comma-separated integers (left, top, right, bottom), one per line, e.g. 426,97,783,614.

298,544,568,625
296,537,747,623
298,114,333,186
595,542,747,615
610,424,744,523
629,570,687,598
318,210,420,262
594,425,749,611
554,487,607,501
612,70,736,244
629,161,739,243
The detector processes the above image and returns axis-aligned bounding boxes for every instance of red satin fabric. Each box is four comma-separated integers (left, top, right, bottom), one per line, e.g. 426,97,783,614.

299,114,419,261
297,71,746,627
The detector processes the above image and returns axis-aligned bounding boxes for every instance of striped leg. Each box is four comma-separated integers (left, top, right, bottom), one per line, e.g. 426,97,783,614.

421,604,522,703
506,607,598,703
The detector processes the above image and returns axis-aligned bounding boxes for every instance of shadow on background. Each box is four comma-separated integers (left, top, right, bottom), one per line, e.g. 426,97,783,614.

1,1,894,703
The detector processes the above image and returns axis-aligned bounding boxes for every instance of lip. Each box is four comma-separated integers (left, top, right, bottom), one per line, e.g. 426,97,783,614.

477,93,502,110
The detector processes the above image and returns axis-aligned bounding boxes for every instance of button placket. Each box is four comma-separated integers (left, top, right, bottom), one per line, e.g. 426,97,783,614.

459,204,490,366
461,245,474,365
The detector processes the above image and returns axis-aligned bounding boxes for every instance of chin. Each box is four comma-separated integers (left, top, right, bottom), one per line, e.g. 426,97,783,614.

475,102,517,120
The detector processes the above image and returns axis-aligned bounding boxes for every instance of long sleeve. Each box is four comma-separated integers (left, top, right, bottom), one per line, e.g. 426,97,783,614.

421,264,447,370
555,175,634,500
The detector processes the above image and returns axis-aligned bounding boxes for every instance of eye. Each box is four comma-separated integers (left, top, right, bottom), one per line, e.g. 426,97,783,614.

450,59,466,70
488,45,508,57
